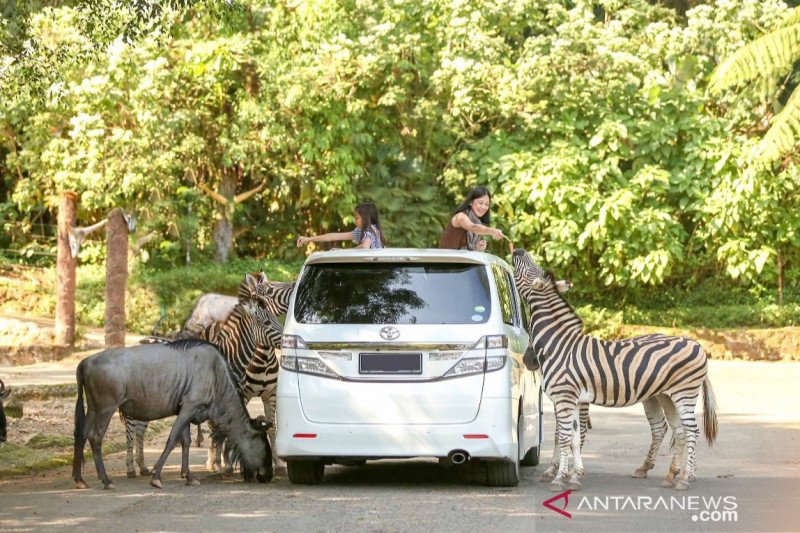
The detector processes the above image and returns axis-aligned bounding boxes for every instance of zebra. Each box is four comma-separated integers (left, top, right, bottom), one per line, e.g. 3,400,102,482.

121,273,292,477
201,273,285,473
511,248,717,492
177,273,294,338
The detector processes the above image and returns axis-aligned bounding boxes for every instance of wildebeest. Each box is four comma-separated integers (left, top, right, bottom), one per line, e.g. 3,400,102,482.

72,339,273,490
0,378,9,443
177,273,294,338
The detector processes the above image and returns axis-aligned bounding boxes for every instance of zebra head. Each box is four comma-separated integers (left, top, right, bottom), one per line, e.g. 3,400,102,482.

511,248,549,297
238,274,284,347
240,271,293,316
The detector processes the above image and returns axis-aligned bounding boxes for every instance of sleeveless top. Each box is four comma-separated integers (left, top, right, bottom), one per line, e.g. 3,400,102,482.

438,222,468,250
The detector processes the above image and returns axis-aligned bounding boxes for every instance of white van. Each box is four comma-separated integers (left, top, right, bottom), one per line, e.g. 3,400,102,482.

275,248,542,486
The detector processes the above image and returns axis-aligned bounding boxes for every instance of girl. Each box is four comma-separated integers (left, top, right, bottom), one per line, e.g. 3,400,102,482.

439,186,504,251
296,201,386,249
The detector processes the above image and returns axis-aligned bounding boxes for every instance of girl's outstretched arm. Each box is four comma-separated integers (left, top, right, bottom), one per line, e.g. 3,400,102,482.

297,231,355,247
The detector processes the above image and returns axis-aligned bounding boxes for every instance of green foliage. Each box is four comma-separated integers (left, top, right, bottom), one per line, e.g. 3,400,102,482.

0,255,301,334
0,0,798,308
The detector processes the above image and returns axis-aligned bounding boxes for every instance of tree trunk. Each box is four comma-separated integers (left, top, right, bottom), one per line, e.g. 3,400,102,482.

55,191,78,347
105,208,128,348
213,218,233,263
212,170,237,263
777,248,784,306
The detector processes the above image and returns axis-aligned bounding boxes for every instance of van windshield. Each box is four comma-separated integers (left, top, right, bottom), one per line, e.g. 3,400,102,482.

294,262,492,324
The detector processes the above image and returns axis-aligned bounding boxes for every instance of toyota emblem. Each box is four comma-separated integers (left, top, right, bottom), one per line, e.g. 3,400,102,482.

379,326,400,341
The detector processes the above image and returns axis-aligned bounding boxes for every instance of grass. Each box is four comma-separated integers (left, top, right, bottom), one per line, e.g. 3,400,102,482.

0,419,173,479
0,257,303,335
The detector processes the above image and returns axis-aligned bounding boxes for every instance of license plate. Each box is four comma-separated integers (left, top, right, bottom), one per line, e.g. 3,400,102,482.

359,353,422,374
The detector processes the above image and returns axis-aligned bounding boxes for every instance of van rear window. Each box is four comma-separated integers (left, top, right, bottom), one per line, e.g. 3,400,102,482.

294,263,492,325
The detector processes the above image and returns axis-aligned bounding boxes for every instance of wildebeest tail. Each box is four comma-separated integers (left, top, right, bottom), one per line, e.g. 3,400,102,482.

72,359,87,481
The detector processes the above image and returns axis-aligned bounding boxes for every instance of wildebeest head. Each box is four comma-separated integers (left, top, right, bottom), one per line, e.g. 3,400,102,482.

224,415,273,484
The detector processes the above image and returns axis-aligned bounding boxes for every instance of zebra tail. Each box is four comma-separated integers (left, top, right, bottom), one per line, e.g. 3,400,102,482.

703,376,718,446
72,360,87,481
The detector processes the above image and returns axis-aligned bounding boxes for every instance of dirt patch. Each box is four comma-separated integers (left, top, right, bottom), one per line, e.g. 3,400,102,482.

0,315,145,365
617,325,800,361
0,395,130,478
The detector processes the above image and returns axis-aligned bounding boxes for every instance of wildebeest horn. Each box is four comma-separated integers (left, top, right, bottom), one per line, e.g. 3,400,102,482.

251,415,272,431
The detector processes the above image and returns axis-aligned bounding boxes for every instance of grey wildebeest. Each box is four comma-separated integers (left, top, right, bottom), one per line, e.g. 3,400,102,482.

0,378,9,443
72,339,273,490
123,273,294,476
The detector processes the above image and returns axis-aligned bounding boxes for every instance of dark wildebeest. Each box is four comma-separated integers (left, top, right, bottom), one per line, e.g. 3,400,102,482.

72,339,273,490
0,378,9,443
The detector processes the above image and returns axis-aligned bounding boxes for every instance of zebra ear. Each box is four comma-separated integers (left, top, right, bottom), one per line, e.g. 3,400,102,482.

555,279,573,293
244,272,256,285
531,278,547,291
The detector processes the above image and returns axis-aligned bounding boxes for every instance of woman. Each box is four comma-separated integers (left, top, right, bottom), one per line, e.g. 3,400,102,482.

297,201,386,249
439,186,504,251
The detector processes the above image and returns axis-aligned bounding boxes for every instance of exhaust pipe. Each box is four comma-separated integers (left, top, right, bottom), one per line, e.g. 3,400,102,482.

448,450,469,465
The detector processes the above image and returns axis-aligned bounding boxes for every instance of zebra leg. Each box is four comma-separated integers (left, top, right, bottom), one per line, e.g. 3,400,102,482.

632,396,668,478
194,423,204,447
578,403,590,450
122,415,137,478
671,394,701,490
568,408,584,491
181,424,200,486
549,399,577,492
260,390,285,475
135,420,151,476
206,422,224,473
539,404,561,482
658,395,686,488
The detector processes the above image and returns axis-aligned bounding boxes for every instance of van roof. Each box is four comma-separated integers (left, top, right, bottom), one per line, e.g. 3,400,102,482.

302,247,513,270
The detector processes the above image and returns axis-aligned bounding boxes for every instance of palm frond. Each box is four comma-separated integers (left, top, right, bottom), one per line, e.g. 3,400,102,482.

709,22,800,94
758,85,800,161
778,6,800,28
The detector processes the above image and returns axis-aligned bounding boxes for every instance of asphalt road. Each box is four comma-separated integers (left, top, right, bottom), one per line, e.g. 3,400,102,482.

1,360,798,532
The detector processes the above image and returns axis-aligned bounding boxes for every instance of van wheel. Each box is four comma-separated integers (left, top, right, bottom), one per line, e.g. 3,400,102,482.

521,445,540,467
287,459,324,484
485,459,520,487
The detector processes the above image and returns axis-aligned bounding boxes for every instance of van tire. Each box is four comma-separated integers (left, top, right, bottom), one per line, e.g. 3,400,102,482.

485,459,520,487
521,445,540,467
287,459,324,484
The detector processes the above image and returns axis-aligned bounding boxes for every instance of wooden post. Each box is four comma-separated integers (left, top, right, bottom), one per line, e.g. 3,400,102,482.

55,191,78,347
105,208,128,348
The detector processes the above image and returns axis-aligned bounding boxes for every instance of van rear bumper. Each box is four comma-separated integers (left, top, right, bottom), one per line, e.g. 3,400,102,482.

275,395,517,461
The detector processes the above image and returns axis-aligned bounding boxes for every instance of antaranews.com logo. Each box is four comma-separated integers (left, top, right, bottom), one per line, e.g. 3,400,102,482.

543,490,738,523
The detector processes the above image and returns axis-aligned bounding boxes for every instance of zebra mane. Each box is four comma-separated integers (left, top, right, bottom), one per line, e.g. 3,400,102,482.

544,269,583,329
